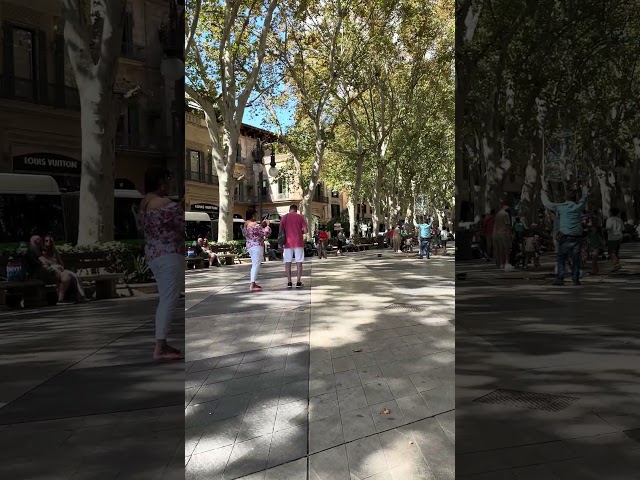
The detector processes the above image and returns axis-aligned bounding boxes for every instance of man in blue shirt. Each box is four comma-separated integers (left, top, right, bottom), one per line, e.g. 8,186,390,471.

541,181,588,285
418,216,433,259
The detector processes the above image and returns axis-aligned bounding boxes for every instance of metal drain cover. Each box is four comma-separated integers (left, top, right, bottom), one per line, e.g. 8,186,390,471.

385,303,425,312
473,389,578,412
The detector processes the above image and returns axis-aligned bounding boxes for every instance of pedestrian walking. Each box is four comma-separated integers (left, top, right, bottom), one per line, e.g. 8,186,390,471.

317,226,329,259
493,201,514,270
393,224,402,253
337,230,346,255
140,166,184,361
541,181,588,285
244,209,271,291
418,216,433,259
280,204,308,288
441,227,449,253
484,210,496,261
605,207,624,271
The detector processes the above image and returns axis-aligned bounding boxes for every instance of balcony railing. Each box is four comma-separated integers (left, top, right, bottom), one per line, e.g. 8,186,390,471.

273,192,290,201
313,194,329,203
115,132,170,153
185,170,219,185
121,42,146,62
1,75,81,111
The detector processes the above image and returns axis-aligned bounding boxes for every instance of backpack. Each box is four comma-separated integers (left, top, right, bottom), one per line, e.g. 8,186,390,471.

277,214,287,247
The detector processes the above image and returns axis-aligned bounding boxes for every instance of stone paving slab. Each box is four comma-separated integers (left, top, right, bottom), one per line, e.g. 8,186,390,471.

0,295,185,479
456,242,640,478
185,251,454,480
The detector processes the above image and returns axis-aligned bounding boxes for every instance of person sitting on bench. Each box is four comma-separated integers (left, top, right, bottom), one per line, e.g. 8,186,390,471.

28,235,86,304
193,238,220,267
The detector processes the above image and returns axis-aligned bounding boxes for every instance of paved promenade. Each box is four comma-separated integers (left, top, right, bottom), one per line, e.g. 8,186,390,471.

185,249,454,479
0,295,185,479
456,242,640,479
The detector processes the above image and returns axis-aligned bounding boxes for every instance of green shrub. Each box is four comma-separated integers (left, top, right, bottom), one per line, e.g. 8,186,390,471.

185,239,249,258
56,242,145,278
3,241,154,284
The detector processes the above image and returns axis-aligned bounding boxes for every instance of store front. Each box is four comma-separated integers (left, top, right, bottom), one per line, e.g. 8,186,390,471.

13,153,81,192
191,202,218,220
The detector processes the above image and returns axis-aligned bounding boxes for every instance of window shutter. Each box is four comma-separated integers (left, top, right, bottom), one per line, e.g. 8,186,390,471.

36,29,48,103
199,151,205,182
3,24,15,96
53,34,65,107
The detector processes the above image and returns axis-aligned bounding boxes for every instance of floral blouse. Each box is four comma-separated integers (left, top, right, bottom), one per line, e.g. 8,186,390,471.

142,201,185,262
245,223,271,249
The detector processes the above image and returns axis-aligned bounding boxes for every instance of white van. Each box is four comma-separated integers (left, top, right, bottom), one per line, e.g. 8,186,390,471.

211,217,246,241
0,173,144,245
186,211,214,241
0,173,65,246
61,188,144,242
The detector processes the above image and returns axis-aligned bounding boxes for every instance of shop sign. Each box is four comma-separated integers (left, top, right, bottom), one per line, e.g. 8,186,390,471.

13,153,81,175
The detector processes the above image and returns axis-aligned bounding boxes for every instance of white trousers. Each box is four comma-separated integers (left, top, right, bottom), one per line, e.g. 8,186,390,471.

148,253,183,340
249,245,262,283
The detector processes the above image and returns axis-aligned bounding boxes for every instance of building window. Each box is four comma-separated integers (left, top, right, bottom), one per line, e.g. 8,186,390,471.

331,190,339,198
12,27,34,100
121,10,134,56
186,149,205,182
127,104,140,145
236,143,243,163
331,204,340,218
277,178,288,194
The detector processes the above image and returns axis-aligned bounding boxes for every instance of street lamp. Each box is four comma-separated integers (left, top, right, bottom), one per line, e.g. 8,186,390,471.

252,139,279,218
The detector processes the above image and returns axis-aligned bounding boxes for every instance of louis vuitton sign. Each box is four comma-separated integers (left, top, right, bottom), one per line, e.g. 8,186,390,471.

13,153,81,175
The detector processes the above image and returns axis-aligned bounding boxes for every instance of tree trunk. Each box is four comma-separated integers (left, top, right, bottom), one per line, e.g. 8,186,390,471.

593,165,614,218
347,197,356,238
216,172,235,242
518,139,540,227
300,193,313,241
76,80,115,245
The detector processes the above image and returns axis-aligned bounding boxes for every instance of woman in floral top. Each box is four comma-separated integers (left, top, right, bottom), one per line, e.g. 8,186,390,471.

244,209,271,291
140,167,184,361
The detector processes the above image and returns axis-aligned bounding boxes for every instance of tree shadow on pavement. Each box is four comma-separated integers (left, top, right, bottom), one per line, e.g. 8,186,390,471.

456,277,640,479
184,253,455,480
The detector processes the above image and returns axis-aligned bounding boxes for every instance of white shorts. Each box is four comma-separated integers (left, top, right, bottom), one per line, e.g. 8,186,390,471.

283,247,305,263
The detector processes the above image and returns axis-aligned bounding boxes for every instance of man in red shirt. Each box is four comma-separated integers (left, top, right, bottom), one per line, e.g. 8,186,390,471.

484,209,496,260
280,204,308,288
317,226,329,259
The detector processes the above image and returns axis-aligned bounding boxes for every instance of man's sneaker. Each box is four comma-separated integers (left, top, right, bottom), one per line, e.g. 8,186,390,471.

552,279,564,286
287,282,293,289
504,264,515,271
296,282,303,289
418,256,423,259
572,280,581,286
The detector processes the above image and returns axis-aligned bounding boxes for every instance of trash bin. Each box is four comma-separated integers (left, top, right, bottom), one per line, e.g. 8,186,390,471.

456,228,474,260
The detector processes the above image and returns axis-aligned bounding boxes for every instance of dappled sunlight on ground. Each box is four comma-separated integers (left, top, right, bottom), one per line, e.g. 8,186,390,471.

185,249,454,479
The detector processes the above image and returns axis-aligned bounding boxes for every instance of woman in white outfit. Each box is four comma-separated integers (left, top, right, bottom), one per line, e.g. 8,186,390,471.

244,209,271,292
140,167,184,361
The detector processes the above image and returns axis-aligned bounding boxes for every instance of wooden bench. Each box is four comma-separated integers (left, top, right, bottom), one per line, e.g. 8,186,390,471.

63,253,125,300
211,246,240,265
185,256,206,270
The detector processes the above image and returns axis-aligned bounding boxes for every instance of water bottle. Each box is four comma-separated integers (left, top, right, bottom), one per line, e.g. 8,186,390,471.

6,256,23,281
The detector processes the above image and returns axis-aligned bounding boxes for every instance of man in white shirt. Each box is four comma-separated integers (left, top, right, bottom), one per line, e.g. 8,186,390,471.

605,207,624,270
